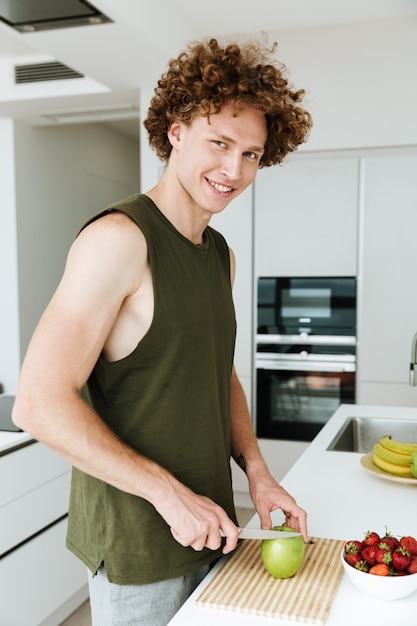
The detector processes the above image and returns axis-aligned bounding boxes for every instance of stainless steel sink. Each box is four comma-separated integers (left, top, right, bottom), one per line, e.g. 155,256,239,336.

326,416,417,452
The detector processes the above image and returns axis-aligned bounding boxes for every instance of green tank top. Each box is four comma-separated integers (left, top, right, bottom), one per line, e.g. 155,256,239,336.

66,194,238,584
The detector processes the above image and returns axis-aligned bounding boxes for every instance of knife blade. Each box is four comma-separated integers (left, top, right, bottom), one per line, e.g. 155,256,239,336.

220,528,303,540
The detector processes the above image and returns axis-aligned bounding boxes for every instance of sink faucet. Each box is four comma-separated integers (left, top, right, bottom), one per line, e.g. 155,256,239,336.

410,332,417,386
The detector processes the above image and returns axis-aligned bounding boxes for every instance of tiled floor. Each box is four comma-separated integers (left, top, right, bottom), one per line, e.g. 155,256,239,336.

59,507,255,625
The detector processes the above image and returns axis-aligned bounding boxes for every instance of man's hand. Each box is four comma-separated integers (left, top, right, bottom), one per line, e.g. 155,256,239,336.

249,473,308,542
155,481,240,554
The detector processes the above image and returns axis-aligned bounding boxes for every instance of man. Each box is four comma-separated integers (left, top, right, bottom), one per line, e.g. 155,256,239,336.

13,37,313,625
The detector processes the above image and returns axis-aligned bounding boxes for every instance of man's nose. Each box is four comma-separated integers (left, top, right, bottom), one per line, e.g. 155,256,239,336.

220,152,242,180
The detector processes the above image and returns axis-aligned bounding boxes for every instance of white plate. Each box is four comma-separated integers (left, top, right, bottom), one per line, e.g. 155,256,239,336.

360,452,417,486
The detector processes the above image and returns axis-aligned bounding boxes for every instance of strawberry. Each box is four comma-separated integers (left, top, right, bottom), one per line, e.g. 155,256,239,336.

364,531,380,547
399,536,417,556
345,552,362,568
369,563,390,576
380,533,399,551
344,540,363,554
406,555,417,574
374,543,392,565
343,530,417,577
360,545,377,566
392,547,411,571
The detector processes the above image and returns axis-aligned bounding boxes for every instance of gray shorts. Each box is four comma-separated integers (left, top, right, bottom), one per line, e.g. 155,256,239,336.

87,563,209,626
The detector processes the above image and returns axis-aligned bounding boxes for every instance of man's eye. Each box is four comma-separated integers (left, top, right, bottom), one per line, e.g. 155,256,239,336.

244,151,258,160
214,140,226,148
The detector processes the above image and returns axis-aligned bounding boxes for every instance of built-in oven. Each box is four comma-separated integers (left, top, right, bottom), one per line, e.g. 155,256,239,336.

255,277,357,442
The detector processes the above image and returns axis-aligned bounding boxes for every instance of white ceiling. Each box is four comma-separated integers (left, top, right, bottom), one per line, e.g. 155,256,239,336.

1,0,417,139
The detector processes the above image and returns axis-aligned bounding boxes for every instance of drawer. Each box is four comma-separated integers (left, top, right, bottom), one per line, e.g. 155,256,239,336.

0,471,71,555
0,518,88,626
0,441,70,507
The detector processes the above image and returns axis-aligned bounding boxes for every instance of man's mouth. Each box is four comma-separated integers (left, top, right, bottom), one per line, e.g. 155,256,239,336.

207,179,234,193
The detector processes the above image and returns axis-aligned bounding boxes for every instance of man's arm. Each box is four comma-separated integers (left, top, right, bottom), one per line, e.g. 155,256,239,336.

13,213,239,553
227,247,307,540
229,368,308,540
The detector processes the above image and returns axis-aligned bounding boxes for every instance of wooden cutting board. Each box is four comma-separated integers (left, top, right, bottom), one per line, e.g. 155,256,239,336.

197,537,345,624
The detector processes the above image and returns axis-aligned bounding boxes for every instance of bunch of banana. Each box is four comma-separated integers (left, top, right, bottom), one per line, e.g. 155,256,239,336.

372,435,417,478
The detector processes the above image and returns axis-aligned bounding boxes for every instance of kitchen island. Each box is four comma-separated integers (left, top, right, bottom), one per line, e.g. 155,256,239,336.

168,403,417,626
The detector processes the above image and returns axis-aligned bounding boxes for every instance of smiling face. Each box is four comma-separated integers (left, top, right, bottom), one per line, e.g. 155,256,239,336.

167,101,267,219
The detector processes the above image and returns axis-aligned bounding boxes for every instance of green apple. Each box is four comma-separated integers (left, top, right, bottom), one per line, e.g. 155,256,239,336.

411,450,417,478
261,525,305,579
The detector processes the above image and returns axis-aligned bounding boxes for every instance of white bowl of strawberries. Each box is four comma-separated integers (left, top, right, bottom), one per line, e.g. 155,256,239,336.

341,529,417,601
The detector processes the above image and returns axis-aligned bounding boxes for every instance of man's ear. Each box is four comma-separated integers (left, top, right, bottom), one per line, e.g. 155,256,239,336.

167,120,182,148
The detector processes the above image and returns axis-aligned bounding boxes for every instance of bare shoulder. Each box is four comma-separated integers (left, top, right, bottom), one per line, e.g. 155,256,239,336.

78,210,145,248
69,210,147,293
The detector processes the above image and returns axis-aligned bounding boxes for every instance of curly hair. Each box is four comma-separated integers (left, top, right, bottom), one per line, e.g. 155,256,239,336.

143,37,312,167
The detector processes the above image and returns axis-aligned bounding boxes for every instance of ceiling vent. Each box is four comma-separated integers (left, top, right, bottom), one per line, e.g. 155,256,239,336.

14,61,84,84
41,104,139,124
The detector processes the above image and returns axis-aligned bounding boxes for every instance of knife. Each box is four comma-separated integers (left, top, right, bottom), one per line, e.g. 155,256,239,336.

220,528,303,540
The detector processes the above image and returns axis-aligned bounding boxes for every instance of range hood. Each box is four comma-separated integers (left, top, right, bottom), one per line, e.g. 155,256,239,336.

0,0,112,33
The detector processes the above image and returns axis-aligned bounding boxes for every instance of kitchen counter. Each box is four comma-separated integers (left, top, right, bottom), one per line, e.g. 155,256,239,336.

0,394,34,455
0,429,34,455
168,403,417,626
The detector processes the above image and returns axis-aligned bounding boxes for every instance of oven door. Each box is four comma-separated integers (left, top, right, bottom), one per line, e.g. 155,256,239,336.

255,353,356,441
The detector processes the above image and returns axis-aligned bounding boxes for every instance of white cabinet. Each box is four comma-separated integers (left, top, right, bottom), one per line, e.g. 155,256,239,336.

0,441,71,554
254,155,359,277
0,518,88,626
0,442,88,625
357,150,417,406
254,147,417,407
212,187,254,402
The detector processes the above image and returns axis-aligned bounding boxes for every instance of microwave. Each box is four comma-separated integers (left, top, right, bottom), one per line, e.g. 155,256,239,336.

257,276,357,340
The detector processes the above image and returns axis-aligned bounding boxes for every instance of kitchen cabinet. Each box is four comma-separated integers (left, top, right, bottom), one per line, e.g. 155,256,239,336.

212,186,253,399
0,440,88,625
211,189,256,505
0,441,70,554
254,155,359,277
0,518,88,626
250,155,359,492
357,149,417,406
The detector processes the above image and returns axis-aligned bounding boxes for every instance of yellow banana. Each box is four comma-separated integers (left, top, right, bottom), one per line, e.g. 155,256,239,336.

372,453,413,477
379,435,417,456
373,442,412,467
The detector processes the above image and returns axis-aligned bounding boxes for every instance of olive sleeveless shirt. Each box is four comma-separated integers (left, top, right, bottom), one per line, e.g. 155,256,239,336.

66,194,238,584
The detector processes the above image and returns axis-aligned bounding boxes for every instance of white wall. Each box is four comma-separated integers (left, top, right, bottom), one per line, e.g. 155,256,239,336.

0,120,21,393
1,122,139,392
137,16,417,162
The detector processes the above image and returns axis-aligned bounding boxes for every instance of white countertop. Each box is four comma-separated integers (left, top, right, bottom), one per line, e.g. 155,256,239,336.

0,429,34,455
0,393,34,454
168,404,417,626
